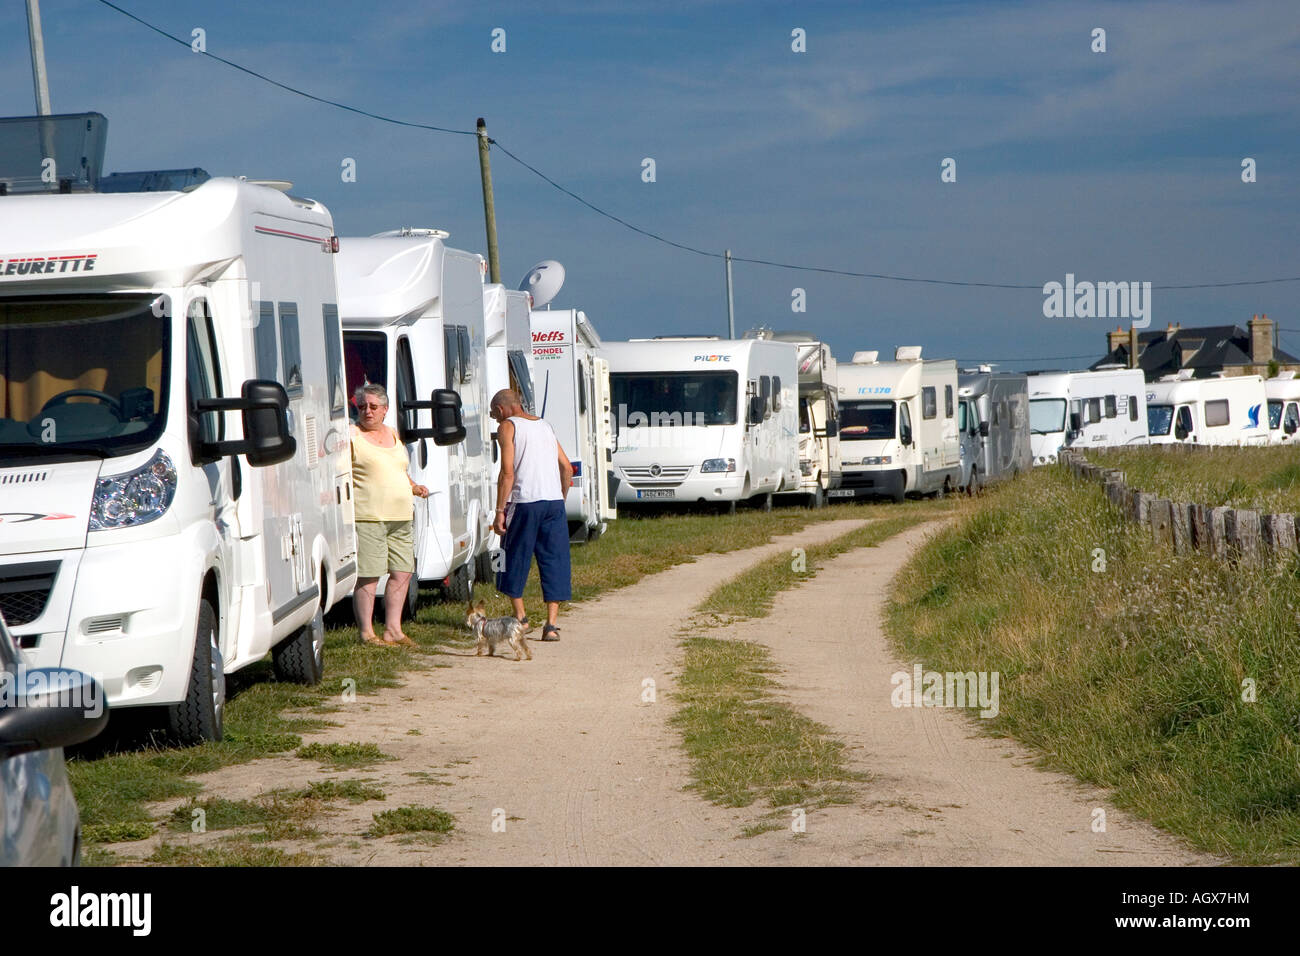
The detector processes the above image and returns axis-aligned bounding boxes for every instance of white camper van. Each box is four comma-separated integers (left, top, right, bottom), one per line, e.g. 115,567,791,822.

1027,368,1148,464
337,231,490,603
957,369,1031,491
832,348,961,501
1146,371,1269,446
529,308,616,540
604,337,800,511
0,168,362,744
744,330,841,506
1266,372,1300,445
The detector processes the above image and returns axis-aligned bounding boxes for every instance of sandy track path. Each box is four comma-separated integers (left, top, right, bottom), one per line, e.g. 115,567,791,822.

723,521,1216,866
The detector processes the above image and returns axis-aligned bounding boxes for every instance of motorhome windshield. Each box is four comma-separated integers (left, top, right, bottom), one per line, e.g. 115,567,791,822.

840,400,894,440
0,294,168,457
611,371,737,426
1029,398,1067,434
1148,404,1174,437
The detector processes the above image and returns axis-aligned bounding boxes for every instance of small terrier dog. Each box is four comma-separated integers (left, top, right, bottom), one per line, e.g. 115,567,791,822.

465,602,531,661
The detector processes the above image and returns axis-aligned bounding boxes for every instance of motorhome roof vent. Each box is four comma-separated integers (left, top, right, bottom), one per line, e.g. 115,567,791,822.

241,179,293,192
0,112,107,194
372,227,450,239
743,327,774,340
895,346,923,362
1158,374,1179,382
1278,370,1298,380
851,350,879,364
1094,363,1125,370
1176,368,1195,380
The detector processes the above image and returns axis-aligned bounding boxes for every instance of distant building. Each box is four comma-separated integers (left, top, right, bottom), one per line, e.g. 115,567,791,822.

1092,314,1300,381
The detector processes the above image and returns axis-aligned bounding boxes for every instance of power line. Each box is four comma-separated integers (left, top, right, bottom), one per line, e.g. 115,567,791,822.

93,0,1300,293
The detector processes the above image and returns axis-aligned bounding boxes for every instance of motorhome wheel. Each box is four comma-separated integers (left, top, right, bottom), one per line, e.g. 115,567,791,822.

273,605,325,685
446,563,474,603
809,486,825,509
168,599,224,745
475,547,496,586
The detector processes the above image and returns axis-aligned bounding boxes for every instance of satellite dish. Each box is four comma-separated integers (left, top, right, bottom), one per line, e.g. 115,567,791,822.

519,260,565,309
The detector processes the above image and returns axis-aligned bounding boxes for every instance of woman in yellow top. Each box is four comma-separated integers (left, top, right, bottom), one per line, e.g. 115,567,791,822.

351,383,429,647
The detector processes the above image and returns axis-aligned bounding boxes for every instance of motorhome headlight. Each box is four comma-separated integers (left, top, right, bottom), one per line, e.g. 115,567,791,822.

89,450,178,531
700,458,736,473
861,456,892,466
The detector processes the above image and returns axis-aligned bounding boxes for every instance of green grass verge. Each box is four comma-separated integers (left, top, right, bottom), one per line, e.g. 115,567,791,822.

674,504,951,829
1091,446,1300,513
297,741,394,769
366,805,455,838
886,464,1300,864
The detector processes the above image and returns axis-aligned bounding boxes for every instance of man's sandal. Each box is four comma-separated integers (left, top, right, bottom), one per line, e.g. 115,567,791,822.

541,624,561,642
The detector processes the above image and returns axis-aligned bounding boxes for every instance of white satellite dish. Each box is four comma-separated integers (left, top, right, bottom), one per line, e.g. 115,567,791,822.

519,260,565,309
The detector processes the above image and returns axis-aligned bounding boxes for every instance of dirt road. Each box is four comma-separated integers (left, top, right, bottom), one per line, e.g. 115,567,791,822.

112,517,1214,865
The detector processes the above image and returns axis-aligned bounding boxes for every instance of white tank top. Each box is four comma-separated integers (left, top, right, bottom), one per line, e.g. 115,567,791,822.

508,416,563,503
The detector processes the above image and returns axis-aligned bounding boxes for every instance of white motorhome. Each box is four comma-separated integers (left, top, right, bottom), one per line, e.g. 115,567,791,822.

0,150,361,743
832,348,960,501
1265,371,1300,445
1146,371,1269,446
603,337,799,511
530,308,616,540
337,231,490,603
744,330,841,506
957,368,1031,491
1027,368,1148,464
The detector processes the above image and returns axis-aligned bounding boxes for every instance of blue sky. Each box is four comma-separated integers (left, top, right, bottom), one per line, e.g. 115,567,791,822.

3,0,1297,369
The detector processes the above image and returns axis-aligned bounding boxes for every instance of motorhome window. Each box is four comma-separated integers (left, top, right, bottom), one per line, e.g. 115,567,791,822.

944,385,953,418
992,402,1001,426
1009,399,1024,429
443,327,459,387
1286,404,1300,431
957,402,967,432
507,350,535,412
322,305,346,420
1029,399,1067,434
457,326,471,384
187,301,223,447
1269,400,1282,430
1147,404,1174,437
395,337,423,466
922,387,936,420
799,396,812,433
342,332,387,421
578,363,588,416
254,301,278,380
0,294,168,455
1085,398,1101,424
840,400,895,440
760,376,772,417
277,303,303,396
1129,396,1138,422
772,376,782,411
610,371,739,426
1205,399,1230,427
1104,395,1117,419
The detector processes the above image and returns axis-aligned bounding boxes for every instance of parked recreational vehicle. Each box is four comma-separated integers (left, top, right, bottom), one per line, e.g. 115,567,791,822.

530,308,616,540
744,330,841,506
1146,371,1269,446
1027,368,1147,464
833,348,961,501
957,368,1031,491
338,231,488,603
0,136,362,743
603,337,799,511
1266,371,1300,445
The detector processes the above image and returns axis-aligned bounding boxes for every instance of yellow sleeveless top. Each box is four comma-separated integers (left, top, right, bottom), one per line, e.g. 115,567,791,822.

350,425,412,521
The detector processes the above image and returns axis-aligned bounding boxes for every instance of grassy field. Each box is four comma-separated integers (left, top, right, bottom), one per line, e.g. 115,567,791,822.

1091,446,1300,514
675,502,953,834
887,464,1300,863
69,496,903,864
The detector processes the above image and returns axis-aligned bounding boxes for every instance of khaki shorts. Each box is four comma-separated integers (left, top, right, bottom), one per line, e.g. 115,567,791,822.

356,520,415,577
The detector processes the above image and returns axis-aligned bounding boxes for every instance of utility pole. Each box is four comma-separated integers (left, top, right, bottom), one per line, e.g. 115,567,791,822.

26,0,52,115
725,249,735,338
476,118,501,285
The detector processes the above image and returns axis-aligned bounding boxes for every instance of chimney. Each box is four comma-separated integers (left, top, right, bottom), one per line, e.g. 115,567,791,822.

1128,325,1139,370
1106,325,1127,356
1249,313,1273,365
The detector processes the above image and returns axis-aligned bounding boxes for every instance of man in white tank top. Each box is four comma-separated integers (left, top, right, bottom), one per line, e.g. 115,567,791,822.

490,389,574,640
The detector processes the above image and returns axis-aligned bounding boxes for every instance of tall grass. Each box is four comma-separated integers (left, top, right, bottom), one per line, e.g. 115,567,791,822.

1092,446,1300,513
887,465,1300,863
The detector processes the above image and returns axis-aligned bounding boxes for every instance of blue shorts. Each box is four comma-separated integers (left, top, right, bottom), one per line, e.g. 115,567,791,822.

496,499,572,602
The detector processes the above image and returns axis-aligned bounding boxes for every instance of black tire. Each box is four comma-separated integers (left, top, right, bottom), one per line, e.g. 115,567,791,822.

168,598,224,745
724,500,737,515
273,605,325,685
446,562,474,603
475,546,496,585
809,486,826,509
761,492,773,512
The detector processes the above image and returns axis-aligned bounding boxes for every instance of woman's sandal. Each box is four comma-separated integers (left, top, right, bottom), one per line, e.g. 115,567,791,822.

541,624,561,642
361,634,391,647
385,634,417,647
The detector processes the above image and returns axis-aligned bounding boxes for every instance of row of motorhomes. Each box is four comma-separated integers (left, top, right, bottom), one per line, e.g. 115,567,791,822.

2,115,1293,749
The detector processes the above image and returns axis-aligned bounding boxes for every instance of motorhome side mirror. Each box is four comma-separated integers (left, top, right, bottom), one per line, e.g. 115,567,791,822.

824,420,838,438
978,421,990,438
0,667,109,759
1286,420,1298,435
1175,423,1188,441
398,388,466,446
900,426,913,447
1069,411,1083,432
748,396,764,426
195,380,296,467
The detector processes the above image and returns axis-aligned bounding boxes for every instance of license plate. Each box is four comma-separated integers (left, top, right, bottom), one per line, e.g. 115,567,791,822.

828,489,856,497
637,489,676,499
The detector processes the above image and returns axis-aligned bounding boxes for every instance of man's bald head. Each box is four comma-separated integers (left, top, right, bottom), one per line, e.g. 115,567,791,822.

491,389,524,417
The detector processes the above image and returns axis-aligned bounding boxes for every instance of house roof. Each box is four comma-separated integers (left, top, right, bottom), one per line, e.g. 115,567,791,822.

1091,323,1300,378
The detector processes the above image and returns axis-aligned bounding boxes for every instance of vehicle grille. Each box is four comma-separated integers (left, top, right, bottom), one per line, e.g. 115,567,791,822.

840,471,882,489
622,464,693,487
0,561,59,626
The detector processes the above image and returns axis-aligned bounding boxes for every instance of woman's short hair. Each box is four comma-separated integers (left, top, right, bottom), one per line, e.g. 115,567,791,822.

355,383,389,407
